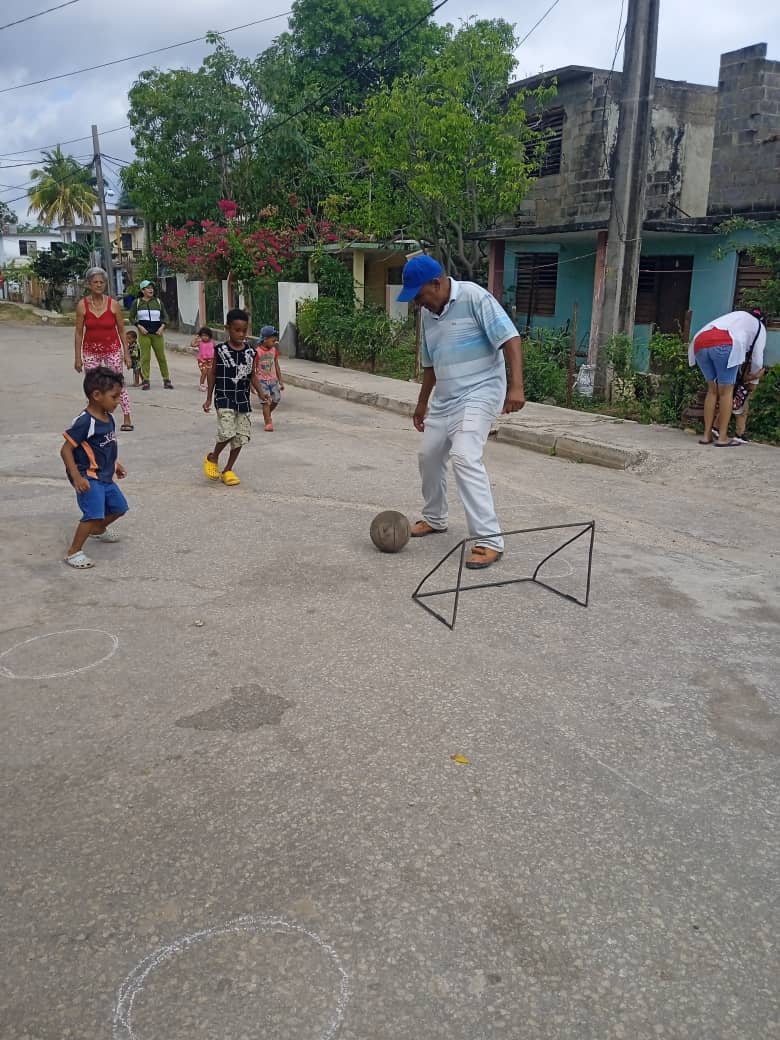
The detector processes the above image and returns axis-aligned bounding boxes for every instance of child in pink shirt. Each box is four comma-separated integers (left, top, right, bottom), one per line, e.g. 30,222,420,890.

191,326,215,391
254,325,284,430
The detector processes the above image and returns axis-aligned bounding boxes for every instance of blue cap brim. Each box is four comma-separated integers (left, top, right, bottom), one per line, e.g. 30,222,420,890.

396,285,418,303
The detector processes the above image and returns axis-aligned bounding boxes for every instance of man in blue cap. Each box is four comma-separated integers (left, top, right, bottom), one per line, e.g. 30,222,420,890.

398,255,525,569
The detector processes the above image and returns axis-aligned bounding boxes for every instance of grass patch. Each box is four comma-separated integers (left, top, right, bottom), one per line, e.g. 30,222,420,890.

0,302,74,325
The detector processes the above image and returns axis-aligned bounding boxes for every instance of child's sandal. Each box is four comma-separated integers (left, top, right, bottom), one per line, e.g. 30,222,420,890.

91,529,120,542
65,551,94,569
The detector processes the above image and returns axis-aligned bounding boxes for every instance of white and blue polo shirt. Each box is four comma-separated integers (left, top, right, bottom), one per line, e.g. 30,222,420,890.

420,279,518,416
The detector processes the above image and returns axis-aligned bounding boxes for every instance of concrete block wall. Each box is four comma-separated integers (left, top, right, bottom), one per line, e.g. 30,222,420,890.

525,73,616,227
522,72,716,227
708,43,780,214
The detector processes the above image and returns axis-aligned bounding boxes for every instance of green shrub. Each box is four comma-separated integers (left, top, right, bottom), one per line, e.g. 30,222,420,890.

340,307,393,370
522,328,569,404
296,297,344,364
606,332,635,380
309,252,356,307
296,297,415,376
744,364,780,443
648,330,700,424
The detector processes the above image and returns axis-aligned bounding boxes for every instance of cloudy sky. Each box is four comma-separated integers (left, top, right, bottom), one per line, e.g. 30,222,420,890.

1,0,778,220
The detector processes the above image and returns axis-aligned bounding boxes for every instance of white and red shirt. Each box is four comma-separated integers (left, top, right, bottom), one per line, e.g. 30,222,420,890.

689,310,766,372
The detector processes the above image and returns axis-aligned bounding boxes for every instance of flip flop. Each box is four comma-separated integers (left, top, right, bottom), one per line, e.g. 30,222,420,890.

714,438,741,447
698,438,714,445
65,550,94,569
120,423,134,431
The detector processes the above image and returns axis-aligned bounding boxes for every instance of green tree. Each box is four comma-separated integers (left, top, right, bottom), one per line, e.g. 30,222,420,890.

27,146,97,226
718,219,780,320
29,244,85,311
0,201,19,225
325,20,553,280
122,34,325,228
257,0,445,116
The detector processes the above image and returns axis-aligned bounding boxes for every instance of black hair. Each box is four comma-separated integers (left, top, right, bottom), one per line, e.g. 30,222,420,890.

84,366,124,397
226,308,249,326
198,326,213,338
126,329,138,339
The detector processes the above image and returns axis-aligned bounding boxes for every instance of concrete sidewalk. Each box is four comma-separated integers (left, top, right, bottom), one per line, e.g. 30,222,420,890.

164,334,771,473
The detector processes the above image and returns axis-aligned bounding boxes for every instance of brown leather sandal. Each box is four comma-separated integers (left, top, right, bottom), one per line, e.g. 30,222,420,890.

410,520,448,537
465,546,503,569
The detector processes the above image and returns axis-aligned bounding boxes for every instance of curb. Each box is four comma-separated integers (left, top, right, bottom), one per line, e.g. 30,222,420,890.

167,343,644,471
284,371,643,470
496,425,647,471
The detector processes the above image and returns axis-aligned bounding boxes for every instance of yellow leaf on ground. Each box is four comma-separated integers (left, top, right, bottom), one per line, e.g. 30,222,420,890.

450,753,470,765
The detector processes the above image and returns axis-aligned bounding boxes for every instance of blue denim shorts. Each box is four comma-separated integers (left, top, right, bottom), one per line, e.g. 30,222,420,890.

695,344,738,385
260,380,282,404
76,479,129,522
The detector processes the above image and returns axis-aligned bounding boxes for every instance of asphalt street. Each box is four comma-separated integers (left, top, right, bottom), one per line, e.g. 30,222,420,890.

1,325,778,1040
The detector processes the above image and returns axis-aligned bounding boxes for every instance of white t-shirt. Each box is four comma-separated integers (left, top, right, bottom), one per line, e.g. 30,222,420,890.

689,310,766,372
420,279,519,416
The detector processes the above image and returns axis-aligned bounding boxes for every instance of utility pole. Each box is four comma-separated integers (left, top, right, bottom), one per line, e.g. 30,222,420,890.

592,0,660,398
91,124,114,289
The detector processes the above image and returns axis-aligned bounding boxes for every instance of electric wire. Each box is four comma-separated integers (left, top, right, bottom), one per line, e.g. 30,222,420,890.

0,11,292,94
0,0,82,32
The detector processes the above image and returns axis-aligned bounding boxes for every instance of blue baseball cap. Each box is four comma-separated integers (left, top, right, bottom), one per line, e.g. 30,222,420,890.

397,255,444,302
260,325,278,338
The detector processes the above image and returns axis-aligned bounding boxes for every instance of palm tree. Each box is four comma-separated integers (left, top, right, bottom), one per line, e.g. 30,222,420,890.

27,146,97,227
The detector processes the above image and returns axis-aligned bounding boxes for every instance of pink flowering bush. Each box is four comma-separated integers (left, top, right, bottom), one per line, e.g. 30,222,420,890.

153,198,365,284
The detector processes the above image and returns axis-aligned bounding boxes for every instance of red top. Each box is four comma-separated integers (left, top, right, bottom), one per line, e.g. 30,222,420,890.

83,296,120,356
693,327,733,353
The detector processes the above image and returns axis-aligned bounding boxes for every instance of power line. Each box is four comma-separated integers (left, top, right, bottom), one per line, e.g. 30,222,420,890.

516,0,563,49
3,0,449,213
0,124,131,159
0,154,92,170
0,11,292,94
0,0,81,32
1,157,95,208
102,154,133,168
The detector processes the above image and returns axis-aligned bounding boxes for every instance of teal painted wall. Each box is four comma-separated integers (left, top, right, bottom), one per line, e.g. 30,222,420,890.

503,243,596,356
505,230,779,368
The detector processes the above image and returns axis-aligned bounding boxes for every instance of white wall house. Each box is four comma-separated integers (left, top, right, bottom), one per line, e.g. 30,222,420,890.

0,227,62,268
0,227,63,303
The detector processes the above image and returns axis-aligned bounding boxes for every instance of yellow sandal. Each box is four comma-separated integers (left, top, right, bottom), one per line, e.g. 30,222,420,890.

221,470,241,486
203,455,220,481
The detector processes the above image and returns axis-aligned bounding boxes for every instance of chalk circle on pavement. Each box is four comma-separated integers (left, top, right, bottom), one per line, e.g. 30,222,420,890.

113,914,351,1040
504,551,574,579
0,629,119,680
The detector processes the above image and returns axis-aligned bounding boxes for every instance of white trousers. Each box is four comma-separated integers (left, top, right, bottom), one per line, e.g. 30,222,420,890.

419,405,503,551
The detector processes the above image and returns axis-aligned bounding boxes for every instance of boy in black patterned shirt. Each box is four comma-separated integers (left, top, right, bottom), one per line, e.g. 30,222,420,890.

202,309,268,486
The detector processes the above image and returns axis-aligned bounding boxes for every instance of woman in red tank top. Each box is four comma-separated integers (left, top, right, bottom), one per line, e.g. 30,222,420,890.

75,267,134,430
